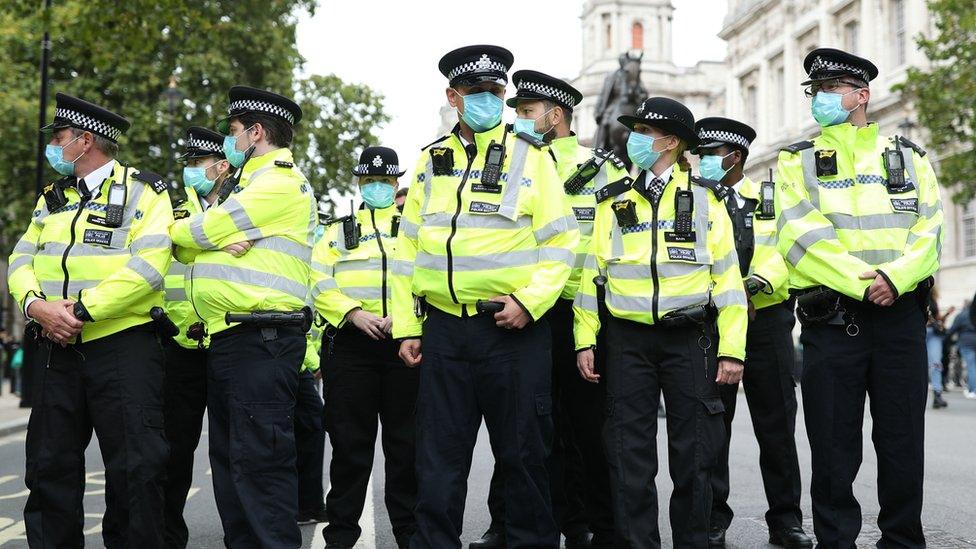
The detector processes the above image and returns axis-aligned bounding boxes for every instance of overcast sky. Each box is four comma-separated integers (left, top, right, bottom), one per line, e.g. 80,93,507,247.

296,0,728,185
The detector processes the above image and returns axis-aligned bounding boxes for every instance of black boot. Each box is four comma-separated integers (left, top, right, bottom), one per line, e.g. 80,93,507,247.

469,529,506,549
933,391,948,409
708,526,726,548
769,525,813,548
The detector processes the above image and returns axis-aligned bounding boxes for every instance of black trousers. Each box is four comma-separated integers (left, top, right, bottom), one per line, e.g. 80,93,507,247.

711,301,803,531
207,325,303,549
24,324,168,549
800,295,927,549
604,316,725,549
162,341,208,548
485,298,614,543
322,328,418,548
295,369,326,515
412,307,557,549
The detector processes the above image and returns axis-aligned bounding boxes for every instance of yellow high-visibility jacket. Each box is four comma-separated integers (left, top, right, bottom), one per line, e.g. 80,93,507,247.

8,163,174,342
311,204,398,327
391,123,579,339
164,187,208,349
573,163,748,361
302,320,323,373
737,177,790,310
775,123,943,299
169,148,317,335
550,135,629,301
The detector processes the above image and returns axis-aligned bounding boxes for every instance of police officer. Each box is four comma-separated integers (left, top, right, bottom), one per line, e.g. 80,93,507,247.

8,93,173,547
169,86,315,548
693,118,813,548
574,97,748,548
392,45,579,548
162,126,232,547
311,146,417,548
776,48,942,548
471,70,623,549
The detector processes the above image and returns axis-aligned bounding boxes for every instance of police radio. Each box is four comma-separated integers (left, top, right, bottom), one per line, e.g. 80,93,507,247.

883,140,908,192
674,189,694,234
756,169,775,220
342,199,360,250
104,177,127,228
479,141,506,189
564,154,609,195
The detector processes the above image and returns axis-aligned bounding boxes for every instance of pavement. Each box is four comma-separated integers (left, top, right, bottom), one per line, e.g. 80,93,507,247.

0,386,974,547
0,394,29,439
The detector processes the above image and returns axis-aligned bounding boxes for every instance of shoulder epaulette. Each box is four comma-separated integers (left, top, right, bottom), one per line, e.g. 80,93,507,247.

897,135,927,157
690,175,730,200
421,135,450,151
131,169,167,194
593,148,626,169
595,176,634,203
515,132,545,149
274,160,294,168
780,140,814,154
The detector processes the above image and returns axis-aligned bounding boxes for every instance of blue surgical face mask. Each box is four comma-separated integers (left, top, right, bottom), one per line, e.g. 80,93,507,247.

360,180,395,209
513,108,554,141
698,151,735,181
223,125,255,168
457,91,504,133
811,89,859,127
182,160,224,196
45,135,84,175
626,132,667,171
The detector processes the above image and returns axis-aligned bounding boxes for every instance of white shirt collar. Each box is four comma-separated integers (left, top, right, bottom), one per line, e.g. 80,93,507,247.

647,165,674,189
78,159,116,196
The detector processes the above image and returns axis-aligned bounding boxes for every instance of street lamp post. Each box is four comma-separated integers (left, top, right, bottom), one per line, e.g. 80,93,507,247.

898,118,917,141
161,75,184,191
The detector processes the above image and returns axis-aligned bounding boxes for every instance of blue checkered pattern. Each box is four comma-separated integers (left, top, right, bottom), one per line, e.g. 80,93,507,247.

419,170,532,187
621,222,652,235
817,174,910,189
329,231,395,249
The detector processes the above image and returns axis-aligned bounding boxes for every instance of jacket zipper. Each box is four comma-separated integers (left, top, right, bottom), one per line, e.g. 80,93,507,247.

445,148,475,304
370,209,388,317
61,196,89,299
650,196,660,323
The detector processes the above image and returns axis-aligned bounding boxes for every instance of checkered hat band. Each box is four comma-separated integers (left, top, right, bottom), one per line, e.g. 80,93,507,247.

516,80,577,107
186,137,222,154
355,164,402,175
229,99,295,124
55,107,122,141
698,129,751,149
640,111,667,121
810,56,868,81
447,58,509,80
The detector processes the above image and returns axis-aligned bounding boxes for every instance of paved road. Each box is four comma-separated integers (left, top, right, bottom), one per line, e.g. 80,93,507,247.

0,388,974,547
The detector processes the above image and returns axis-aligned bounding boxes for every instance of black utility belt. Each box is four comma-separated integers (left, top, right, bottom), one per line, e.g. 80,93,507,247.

655,304,716,329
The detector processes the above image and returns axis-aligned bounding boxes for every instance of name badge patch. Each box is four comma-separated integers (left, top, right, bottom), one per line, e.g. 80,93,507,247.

667,247,697,262
890,198,919,213
471,182,502,194
83,229,113,247
573,207,595,222
87,214,110,227
664,231,697,243
469,201,500,214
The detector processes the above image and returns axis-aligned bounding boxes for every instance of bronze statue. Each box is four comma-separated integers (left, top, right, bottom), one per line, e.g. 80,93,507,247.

594,51,647,169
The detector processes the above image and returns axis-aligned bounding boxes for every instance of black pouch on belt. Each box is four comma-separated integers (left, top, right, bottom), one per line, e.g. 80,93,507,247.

794,286,842,324
657,304,713,328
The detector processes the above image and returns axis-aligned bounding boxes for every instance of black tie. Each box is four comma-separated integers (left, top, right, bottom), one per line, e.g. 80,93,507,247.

76,178,91,201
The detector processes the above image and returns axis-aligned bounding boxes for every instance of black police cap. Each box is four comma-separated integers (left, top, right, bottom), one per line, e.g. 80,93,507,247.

217,85,303,133
179,126,226,161
618,96,699,148
438,45,514,87
506,70,583,111
40,93,131,143
694,117,756,152
353,146,406,177
801,47,879,85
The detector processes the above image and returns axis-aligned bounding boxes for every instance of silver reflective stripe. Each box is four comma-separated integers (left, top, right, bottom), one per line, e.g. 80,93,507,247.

311,261,330,274
38,242,128,257
610,213,624,258
420,157,435,216
711,289,748,308
127,256,165,290
190,214,216,249
907,224,941,246
606,291,650,313
416,249,540,272
592,163,608,191
400,218,420,239
41,279,99,297
246,165,277,186
165,287,187,302
540,246,576,267
851,249,901,265
825,212,915,231
574,292,599,313
785,226,838,266
573,252,587,269
497,138,529,220
13,238,38,255
660,292,710,311
342,286,383,300
421,211,531,231
579,222,594,237
534,215,575,244
800,148,821,209
608,262,707,279
130,234,172,252
919,200,939,219
192,263,308,301
607,291,714,312
223,197,257,233
166,261,187,277
8,255,33,276
902,142,920,191
712,250,738,273
778,200,816,224
391,259,414,277
334,258,383,275
312,278,338,299
755,233,777,247
692,185,711,262
583,254,598,270
253,236,312,262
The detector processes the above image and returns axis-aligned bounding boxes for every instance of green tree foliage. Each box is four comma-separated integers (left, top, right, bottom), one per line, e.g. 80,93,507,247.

0,0,387,253
899,0,976,203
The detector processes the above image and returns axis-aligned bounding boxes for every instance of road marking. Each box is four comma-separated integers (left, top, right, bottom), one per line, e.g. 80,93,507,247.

311,473,375,549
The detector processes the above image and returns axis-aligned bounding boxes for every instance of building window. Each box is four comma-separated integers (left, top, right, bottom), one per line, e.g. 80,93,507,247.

963,203,976,258
603,13,612,50
844,21,859,54
891,0,906,66
744,84,758,126
632,22,644,50
772,65,785,128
